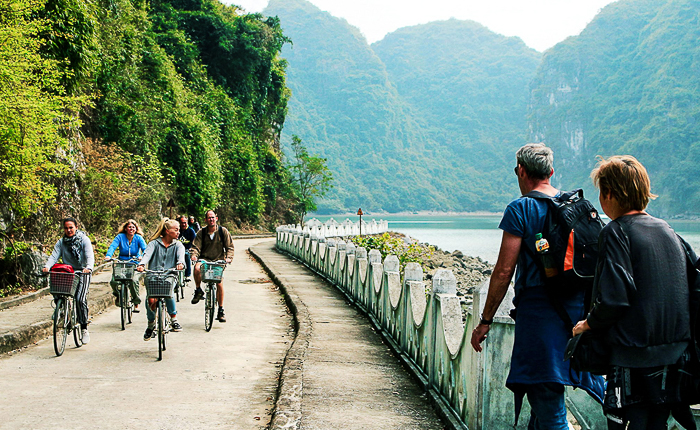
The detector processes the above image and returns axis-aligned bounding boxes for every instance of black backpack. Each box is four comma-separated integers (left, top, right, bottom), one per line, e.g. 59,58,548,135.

525,189,605,323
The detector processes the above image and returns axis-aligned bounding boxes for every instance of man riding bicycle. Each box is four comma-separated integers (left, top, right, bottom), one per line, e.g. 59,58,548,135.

190,210,234,322
177,215,196,279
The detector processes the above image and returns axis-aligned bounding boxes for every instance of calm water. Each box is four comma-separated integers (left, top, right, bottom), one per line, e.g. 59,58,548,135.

310,214,700,264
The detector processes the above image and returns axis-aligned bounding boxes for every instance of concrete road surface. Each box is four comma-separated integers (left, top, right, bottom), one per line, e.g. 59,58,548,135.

0,238,291,430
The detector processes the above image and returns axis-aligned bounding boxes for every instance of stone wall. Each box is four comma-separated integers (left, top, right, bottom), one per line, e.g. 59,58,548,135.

275,221,606,429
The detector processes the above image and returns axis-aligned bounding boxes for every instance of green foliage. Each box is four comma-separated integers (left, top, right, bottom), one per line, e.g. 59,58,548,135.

350,233,434,269
263,0,542,213
0,0,88,227
288,135,333,223
528,0,700,217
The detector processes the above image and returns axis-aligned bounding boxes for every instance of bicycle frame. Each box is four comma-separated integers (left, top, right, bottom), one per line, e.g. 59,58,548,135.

45,271,91,356
112,258,139,330
198,260,227,332
143,268,181,360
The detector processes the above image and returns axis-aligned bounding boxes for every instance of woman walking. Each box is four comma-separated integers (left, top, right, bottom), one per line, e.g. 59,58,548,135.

573,155,696,429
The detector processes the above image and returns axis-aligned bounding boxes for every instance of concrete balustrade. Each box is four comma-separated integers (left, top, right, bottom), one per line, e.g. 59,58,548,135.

275,221,605,430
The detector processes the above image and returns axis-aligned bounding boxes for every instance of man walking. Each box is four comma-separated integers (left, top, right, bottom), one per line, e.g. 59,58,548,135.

470,143,603,428
190,210,234,322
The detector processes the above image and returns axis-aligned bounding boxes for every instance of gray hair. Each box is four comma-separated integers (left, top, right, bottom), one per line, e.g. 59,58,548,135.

516,143,553,180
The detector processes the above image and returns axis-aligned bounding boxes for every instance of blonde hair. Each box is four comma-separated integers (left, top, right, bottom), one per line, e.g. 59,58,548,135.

591,155,657,212
149,218,179,242
118,219,143,236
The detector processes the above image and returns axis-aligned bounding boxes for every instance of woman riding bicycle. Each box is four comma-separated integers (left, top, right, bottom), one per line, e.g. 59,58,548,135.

104,219,147,312
136,218,185,340
42,217,94,344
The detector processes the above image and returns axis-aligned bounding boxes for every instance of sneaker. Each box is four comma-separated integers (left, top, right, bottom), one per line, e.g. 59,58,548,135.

133,304,140,313
143,326,154,341
217,308,226,323
82,329,90,344
191,287,205,304
171,321,182,332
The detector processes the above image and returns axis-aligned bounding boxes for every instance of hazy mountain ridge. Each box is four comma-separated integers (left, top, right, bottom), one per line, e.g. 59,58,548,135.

528,0,700,216
265,0,542,213
264,0,700,216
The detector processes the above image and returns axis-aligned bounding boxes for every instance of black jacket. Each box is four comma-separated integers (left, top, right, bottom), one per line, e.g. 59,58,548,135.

587,214,690,367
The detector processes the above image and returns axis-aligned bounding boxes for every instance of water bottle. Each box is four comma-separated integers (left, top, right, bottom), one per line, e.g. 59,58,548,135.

535,233,558,278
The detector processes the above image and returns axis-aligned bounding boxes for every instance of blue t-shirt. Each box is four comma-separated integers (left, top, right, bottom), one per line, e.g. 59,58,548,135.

106,233,147,260
499,196,550,302
498,195,604,402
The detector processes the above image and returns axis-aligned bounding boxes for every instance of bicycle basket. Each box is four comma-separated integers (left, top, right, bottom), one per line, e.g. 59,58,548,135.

49,272,79,296
202,263,225,283
145,274,175,298
113,262,136,281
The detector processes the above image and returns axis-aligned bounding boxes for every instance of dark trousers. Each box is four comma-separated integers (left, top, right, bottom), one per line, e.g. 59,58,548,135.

75,274,90,328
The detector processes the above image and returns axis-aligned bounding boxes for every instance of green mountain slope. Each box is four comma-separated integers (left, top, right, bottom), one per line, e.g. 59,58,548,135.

528,0,700,216
265,0,543,213
373,20,541,210
265,0,451,213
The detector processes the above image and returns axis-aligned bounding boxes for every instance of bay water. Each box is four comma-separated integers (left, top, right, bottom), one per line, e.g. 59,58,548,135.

311,214,700,265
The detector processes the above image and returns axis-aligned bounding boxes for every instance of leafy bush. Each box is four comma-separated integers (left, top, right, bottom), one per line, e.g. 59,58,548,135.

349,233,434,270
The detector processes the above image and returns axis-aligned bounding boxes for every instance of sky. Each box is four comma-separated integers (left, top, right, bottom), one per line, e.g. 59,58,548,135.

222,0,619,52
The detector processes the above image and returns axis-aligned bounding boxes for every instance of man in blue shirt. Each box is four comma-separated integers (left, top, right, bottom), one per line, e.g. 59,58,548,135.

470,143,603,428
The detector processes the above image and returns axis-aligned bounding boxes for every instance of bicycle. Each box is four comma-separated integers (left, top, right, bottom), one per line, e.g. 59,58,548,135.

174,254,190,302
112,258,138,330
144,269,180,360
46,271,91,356
199,260,226,332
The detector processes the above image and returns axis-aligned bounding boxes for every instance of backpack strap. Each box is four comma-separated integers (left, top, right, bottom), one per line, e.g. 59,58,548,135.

521,191,576,332
218,226,226,253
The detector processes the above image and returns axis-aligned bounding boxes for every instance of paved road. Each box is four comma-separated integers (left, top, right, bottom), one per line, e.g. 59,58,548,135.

251,242,445,430
0,238,291,430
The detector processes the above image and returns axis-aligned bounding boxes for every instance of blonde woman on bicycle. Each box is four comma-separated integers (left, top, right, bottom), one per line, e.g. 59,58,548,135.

136,218,185,340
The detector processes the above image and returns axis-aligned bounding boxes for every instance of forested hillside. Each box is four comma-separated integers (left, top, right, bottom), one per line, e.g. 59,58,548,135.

264,0,541,213
373,20,541,211
1,0,297,244
528,0,700,216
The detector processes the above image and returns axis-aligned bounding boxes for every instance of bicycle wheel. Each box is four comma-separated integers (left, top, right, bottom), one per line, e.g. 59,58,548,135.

126,281,133,324
120,283,128,330
72,299,83,348
157,300,165,361
204,283,215,332
53,297,69,356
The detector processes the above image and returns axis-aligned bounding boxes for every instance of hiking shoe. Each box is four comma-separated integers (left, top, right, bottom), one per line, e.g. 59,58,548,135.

143,327,155,341
191,287,205,304
82,329,90,345
217,308,226,323
171,321,182,332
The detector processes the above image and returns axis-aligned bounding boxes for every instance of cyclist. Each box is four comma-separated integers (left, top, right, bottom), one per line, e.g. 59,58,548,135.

177,215,196,279
190,210,234,322
104,219,147,313
188,216,201,233
43,217,94,344
136,218,185,340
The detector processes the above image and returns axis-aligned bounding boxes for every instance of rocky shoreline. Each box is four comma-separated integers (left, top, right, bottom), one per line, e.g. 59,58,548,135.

390,232,495,321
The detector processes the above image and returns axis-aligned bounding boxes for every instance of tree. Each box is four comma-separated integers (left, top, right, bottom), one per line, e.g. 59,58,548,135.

289,135,333,224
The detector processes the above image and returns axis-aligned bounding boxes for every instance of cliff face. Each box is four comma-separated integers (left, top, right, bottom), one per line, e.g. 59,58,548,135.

528,0,700,215
266,0,543,213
